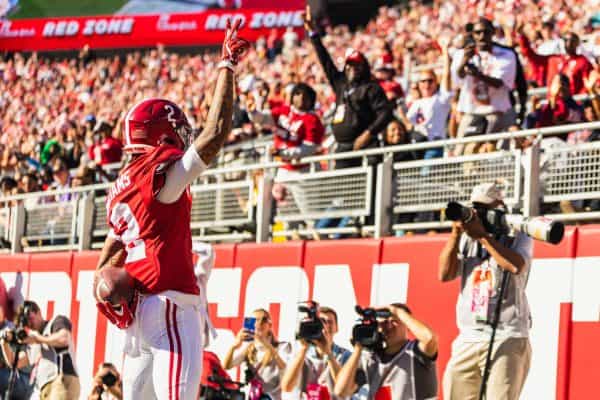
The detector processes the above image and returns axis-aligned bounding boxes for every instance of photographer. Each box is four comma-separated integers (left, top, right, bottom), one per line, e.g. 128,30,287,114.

281,306,350,400
438,182,532,399
0,301,80,399
0,306,33,399
334,304,438,400
87,362,122,400
222,309,290,400
451,18,517,155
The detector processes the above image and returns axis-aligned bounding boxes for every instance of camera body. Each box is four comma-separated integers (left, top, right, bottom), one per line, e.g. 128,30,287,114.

296,301,323,342
351,306,391,351
101,371,118,387
446,201,508,236
1,312,30,345
0,327,28,345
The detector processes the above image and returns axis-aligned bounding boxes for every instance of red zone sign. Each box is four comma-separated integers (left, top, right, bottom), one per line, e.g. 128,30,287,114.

0,8,304,51
0,226,599,399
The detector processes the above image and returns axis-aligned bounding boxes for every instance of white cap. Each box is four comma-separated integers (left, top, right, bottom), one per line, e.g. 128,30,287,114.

470,182,504,205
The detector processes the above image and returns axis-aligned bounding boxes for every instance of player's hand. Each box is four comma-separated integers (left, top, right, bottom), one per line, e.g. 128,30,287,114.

221,18,250,66
96,292,137,330
302,5,317,33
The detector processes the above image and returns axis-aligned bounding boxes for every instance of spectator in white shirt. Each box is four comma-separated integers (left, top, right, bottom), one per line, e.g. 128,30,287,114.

403,38,452,159
452,18,517,156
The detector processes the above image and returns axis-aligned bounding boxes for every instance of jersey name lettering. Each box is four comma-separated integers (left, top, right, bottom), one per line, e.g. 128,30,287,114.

107,172,132,205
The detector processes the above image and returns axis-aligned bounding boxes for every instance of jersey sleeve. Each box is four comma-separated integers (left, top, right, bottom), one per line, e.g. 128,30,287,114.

137,147,186,205
271,105,291,125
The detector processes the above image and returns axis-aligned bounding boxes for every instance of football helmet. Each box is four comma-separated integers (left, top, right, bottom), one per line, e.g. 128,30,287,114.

123,98,194,154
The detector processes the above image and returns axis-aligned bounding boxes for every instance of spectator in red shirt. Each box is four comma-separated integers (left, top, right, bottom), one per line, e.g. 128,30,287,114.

517,25,593,95
88,121,123,166
526,74,584,133
249,83,325,172
374,59,404,103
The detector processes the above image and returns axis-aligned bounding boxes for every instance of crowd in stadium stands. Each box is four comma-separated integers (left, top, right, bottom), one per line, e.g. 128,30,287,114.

0,1,600,225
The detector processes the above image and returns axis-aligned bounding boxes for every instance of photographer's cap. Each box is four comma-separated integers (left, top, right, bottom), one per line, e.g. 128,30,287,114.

470,182,504,205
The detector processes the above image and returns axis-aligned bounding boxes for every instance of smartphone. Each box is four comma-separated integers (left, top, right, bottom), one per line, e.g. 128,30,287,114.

243,317,256,341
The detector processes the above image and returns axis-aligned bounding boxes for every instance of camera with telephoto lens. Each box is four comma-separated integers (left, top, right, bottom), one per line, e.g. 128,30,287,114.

296,301,324,341
446,201,508,236
351,306,391,351
446,201,564,244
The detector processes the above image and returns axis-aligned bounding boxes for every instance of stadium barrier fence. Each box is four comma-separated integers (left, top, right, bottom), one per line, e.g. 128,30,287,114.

1,121,600,252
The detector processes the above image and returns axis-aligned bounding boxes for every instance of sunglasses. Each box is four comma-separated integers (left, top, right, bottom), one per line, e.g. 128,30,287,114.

472,29,487,36
419,78,435,84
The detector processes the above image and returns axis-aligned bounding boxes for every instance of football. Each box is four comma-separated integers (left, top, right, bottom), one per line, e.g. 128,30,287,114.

93,266,135,305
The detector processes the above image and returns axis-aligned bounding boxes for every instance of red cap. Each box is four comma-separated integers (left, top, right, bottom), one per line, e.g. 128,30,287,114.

374,57,394,71
345,48,367,65
379,80,404,99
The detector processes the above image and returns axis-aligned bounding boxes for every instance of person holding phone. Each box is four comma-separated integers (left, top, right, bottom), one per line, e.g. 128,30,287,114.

222,309,291,400
87,362,123,400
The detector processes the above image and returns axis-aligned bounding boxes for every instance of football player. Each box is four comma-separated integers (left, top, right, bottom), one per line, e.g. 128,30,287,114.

93,19,248,400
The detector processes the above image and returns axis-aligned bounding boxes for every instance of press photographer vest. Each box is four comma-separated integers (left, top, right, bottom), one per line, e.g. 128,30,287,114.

28,317,77,390
354,340,437,400
456,233,532,340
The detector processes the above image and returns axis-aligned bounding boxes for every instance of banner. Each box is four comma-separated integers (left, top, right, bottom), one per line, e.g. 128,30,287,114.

6,0,305,19
0,8,304,51
1,228,599,399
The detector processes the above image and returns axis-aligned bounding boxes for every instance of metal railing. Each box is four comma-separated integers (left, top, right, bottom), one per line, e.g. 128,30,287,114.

543,141,600,202
1,121,600,251
274,167,373,222
393,150,521,212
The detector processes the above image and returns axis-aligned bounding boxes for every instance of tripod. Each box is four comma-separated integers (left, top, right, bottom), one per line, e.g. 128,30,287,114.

478,269,510,400
4,342,23,400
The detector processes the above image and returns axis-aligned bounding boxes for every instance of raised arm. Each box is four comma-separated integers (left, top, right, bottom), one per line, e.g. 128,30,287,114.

390,305,438,358
156,19,249,204
194,19,249,165
281,342,309,392
333,344,361,397
438,222,463,282
440,38,451,93
515,20,548,67
304,6,344,90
